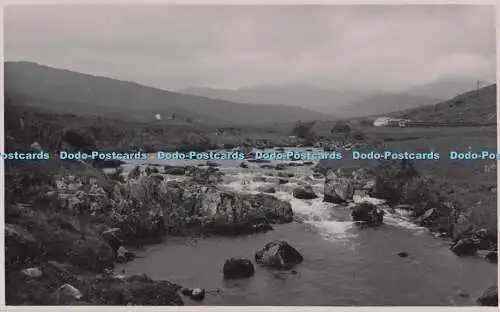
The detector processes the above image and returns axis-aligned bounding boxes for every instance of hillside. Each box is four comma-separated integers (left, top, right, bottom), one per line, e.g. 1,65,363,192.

4,61,334,125
390,84,497,123
333,94,441,118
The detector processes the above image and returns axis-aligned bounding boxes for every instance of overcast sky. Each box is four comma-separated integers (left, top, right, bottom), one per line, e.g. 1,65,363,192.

4,5,496,92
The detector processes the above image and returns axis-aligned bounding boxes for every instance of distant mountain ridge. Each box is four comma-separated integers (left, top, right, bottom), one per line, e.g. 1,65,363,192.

179,78,486,118
4,61,335,125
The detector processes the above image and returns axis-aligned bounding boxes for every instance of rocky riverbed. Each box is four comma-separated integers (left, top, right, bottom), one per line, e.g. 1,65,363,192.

5,148,498,306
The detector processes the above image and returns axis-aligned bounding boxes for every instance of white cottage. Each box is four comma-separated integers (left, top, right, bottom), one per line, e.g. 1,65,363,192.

373,117,391,127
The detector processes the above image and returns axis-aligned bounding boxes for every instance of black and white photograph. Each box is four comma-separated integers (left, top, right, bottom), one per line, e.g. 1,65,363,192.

3,3,498,306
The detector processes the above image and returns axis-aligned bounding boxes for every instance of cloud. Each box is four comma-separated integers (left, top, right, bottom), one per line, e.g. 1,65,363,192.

4,4,496,91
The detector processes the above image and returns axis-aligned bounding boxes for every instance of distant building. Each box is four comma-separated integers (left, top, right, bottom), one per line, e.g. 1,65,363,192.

373,117,391,127
373,117,411,127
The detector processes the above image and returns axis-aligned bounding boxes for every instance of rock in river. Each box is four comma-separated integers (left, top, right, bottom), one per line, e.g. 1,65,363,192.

255,240,303,269
293,185,318,200
324,170,354,204
450,238,478,256
351,202,384,225
223,258,255,279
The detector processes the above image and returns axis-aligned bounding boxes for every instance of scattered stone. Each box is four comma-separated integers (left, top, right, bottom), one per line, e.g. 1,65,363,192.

362,180,376,191
253,176,267,182
477,285,498,306
415,208,437,225
116,246,136,263
395,204,413,211
239,162,249,169
275,163,288,170
190,288,205,301
292,185,318,200
485,251,497,263
255,240,303,269
21,267,43,278
164,166,188,175
397,252,409,258
51,283,83,304
223,258,255,279
257,185,276,194
278,178,288,185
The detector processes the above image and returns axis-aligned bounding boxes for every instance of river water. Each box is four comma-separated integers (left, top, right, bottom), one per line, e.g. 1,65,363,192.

117,148,497,306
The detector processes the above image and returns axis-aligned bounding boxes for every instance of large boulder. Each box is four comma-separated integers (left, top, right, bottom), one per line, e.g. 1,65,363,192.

324,171,354,204
293,185,318,200
351,202,384,225
255,240,303,269
223,258,255,279
477,285,498,306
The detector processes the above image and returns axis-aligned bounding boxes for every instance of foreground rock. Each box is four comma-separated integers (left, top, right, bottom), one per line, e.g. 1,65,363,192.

477,285,498,306
255,241,303,269
351,202,384,225
223,258,255,279
323,171,354,204
6,262,184,305
450,228,497,256
293,185,318,200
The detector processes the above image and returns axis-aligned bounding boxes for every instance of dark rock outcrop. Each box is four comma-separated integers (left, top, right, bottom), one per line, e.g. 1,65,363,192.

477,285,498,306
223,258,255,279
293,185,318,200
255,240,303,269
162,182,293,236
5,223,39,268
351,202,384,224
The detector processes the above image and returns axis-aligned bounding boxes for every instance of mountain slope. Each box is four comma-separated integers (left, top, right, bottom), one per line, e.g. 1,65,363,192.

333,94,441,118
390,84,497,123
404,78,492,100
4,61,334,125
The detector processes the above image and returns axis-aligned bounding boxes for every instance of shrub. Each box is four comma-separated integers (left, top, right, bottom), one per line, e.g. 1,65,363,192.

331,121,351,133
291,121,316,141
351,130,365,140
371,160,419,205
